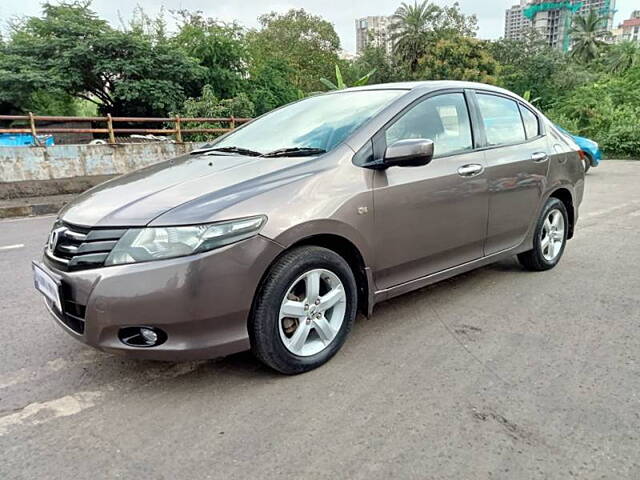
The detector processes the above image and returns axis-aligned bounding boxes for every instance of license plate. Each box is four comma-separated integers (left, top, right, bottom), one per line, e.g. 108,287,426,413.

32,262,62,312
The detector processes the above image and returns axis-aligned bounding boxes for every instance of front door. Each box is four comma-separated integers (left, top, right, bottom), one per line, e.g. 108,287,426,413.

372,92,489,290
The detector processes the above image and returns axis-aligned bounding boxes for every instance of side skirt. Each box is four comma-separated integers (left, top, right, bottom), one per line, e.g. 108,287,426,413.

371,244,530,306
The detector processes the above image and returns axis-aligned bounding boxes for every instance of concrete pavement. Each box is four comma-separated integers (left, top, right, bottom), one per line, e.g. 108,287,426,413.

1,161,639,479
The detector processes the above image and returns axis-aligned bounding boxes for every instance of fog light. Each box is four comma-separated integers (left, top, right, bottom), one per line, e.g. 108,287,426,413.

140,328,158,345
118,326,167,348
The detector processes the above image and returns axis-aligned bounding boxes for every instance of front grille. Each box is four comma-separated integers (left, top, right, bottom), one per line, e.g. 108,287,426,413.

46,222,127,271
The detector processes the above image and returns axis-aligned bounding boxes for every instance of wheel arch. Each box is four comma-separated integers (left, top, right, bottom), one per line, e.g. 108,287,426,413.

549,187,575,239
251,232,374,326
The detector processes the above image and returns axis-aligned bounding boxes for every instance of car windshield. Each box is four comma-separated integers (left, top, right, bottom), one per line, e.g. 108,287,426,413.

211,89,406,156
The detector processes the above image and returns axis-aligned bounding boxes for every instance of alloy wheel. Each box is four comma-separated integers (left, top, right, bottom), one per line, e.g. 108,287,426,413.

541,208,565,262
278,269,347,357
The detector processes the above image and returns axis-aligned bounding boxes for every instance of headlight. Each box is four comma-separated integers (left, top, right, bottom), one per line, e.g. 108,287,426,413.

105,215,266,266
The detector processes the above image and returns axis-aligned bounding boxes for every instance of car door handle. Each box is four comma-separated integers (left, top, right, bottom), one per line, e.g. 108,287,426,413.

457,164,484,177
531,152,549,162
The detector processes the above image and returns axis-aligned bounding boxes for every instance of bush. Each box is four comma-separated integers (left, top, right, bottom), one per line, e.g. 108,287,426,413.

545,110,580,133
176,85,255,142
544,67,640,158
598,107,640,158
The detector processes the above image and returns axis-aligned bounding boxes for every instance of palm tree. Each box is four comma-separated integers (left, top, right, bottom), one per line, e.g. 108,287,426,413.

570,9,608,63
608,41,640,74
390,1,439,73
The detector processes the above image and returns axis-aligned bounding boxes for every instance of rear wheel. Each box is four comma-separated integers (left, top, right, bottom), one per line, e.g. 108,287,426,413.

518,197,569,271
250,246,357,374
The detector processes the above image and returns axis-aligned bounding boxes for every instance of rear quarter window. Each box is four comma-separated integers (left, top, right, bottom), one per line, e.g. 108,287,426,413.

519,105,540,139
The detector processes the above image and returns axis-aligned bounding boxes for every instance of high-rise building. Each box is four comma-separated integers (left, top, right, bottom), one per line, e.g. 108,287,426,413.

504,0,617,51
505,1,532,40
355,16,394,56
613,10,640,44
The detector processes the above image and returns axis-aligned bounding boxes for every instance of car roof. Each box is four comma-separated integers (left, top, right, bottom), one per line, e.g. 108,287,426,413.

344,80,518,97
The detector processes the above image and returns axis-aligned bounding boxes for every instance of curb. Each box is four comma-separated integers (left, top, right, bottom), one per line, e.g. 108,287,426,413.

0,199,68,219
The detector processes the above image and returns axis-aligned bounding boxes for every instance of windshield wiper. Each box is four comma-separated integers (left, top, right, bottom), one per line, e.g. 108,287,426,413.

261,147,327,158
191,146,263,157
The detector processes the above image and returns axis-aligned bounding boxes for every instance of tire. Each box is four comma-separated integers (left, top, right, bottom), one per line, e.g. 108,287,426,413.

249,246,358,374
518,197,569,271
583,155,591,174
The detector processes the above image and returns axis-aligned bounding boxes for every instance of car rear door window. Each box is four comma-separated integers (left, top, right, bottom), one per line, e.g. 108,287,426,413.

519,105,540,139
476,94,526,146
385,93,473,157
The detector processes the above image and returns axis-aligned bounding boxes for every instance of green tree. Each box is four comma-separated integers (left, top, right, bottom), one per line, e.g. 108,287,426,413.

172,11,247,99
92,29,205,116
1,1,206,116
25,91,79,116
570,9,608,63
247,9,341,93
608,41,640,74
245,58,302,115
433,2,478,37
490,29,564,105
351,44,399,84
122,5,168,40
391,1,477,73
0,2,101,114
391,1,439,73
418,37,498,84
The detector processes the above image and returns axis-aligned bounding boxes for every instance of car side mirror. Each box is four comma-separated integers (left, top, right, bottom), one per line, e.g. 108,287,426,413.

383,139,434,168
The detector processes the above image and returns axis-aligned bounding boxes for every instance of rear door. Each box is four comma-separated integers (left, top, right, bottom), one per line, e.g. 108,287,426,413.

473,92,550,255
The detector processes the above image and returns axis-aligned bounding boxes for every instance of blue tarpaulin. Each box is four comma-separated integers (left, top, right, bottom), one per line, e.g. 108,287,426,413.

0,133,55,147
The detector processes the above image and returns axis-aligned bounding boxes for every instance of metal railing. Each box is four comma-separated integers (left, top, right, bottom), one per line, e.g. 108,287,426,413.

0,113,252,145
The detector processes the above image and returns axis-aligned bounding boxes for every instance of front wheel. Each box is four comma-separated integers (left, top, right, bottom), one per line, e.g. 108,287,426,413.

518,197,569,271
249,246,358,374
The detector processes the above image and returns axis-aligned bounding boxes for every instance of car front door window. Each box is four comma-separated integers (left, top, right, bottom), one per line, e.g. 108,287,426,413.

385,93,473,158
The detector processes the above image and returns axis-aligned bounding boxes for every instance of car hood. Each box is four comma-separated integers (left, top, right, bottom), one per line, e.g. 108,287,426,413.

59,153,317,227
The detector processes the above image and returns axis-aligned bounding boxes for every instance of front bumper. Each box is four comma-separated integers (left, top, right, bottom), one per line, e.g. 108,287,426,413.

39,235,283,361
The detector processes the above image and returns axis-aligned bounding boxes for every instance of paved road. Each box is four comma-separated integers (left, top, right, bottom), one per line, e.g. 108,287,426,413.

1,161,640,479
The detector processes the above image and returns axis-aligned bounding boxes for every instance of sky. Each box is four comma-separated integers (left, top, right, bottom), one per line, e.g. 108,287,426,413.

0,0,636,53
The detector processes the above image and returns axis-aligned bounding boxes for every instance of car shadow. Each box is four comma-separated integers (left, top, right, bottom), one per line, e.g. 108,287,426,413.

139,256,527,378
53,255,528,389
484,257,527,272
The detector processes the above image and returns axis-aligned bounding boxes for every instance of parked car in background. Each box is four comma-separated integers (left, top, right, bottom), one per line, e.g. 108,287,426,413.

33,81,585,374
556,126,602,173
